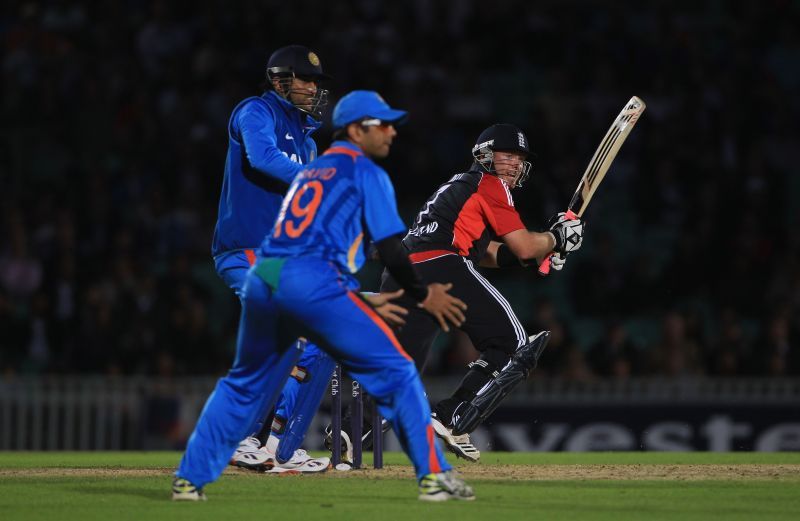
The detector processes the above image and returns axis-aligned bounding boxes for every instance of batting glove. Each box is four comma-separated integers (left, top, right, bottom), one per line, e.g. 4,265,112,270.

548,213,584,254
550,252,567,271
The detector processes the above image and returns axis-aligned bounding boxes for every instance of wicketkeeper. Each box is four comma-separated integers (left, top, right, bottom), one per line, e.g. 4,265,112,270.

211,44,333,473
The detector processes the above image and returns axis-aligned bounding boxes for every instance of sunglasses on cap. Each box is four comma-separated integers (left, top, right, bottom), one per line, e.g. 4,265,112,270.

360,118,393,127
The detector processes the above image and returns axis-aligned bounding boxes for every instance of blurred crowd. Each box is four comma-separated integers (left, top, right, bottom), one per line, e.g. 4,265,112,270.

1,1,798,378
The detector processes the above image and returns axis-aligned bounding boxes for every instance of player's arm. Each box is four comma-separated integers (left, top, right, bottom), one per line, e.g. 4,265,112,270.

501,218,585,264
478,241,502,268
237,101,303,184
374,236,428,302
477,179,555,266
500,229,557,265
361,290,407,327
479,240,532,268
480,221,585,273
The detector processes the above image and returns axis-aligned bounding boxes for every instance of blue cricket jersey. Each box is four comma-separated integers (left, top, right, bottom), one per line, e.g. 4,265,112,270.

261,140,406,278
211,91,322,257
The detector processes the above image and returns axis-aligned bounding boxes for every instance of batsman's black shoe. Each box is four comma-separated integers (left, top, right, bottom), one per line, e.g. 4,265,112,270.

418,471,476,501
430,413,480,462
323,424,354,465
360,418,391,451
171,477,207,501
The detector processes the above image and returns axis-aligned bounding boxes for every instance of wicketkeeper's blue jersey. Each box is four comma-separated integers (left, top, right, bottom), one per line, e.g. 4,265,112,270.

261,140,406,276
211,91,322,257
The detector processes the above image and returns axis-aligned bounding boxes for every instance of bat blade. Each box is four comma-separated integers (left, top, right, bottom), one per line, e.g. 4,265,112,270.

568,96,646,217
538,96,645,275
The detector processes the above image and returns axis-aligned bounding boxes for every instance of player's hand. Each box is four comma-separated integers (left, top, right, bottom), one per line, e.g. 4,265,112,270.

550,252,567,271
548,213,584,254
418,283,467,332
547,212,569,228
363,289,408,328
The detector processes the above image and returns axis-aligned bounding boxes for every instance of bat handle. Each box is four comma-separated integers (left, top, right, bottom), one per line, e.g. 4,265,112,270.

538,209,578,276
538,253,553,276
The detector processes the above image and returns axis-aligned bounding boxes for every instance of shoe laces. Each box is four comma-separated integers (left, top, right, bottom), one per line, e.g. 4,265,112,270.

443,471,473,494
292,449,308,459
241,436,260,448
450,431,473,445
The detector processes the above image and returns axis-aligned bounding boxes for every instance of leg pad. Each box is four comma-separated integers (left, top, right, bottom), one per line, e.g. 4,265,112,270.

452,331,550,435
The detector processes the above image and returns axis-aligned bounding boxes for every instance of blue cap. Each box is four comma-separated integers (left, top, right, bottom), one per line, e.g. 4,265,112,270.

332,90,408,129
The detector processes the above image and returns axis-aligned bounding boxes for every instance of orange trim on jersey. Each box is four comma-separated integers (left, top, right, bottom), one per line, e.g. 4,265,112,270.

346,292,413,362
323,146,363,161
245,249,257,266
427,424,443,473
408,249,455,264
347,233,364,273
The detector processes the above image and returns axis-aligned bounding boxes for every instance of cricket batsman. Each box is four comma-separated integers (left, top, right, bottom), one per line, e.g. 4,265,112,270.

387,123,585,459
328,124,585,462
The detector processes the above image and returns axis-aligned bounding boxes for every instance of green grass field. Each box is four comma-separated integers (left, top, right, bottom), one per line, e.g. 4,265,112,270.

2,452,799,521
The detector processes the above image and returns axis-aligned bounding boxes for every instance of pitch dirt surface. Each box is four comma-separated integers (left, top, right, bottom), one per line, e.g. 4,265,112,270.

1,462,798,481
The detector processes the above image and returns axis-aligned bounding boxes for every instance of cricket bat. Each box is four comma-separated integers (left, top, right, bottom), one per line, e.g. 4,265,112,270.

539,95,646,275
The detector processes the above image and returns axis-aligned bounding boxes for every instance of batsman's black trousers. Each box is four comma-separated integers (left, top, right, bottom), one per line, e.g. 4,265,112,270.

380,252,528,373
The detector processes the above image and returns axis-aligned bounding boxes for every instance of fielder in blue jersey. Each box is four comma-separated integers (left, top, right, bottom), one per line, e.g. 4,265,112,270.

173,91,475,502
211,45,332,473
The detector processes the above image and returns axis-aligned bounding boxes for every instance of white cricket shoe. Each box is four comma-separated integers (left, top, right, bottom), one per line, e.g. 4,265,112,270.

263,447,330,474
172,477,207,501
230,436,272,471
418,471,475,501
431,414,480,462
261,435,330,473
233,436,260,457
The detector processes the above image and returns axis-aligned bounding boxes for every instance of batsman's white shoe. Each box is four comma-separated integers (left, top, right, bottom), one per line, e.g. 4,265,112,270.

172,477,207,501
231,437,272,471
431,414,480,462
418,471,475,502
263,448,330,474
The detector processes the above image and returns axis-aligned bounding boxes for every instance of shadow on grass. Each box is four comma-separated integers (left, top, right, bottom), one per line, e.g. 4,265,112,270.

67,484,167,502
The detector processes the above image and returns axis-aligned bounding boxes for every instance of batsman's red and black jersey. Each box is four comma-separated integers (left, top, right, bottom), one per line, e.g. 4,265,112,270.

402,168,525,264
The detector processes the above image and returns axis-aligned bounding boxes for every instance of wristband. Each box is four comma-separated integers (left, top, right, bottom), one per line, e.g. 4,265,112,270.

496,244,523,268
